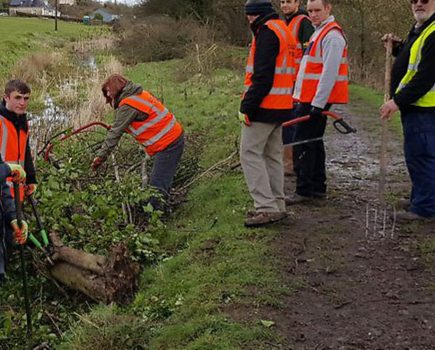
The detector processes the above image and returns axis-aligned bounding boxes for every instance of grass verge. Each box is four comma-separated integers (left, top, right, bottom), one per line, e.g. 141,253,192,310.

349,84,402,134
0,17,104,80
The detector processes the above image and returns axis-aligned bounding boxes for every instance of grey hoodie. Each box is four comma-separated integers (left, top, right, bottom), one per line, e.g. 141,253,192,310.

293,15,347,109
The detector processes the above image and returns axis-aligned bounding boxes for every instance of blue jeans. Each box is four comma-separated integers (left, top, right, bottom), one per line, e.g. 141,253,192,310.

402,110,435,218
149,133,184,209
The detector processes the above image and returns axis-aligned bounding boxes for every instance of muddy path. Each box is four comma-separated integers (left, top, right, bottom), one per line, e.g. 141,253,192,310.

267,101,435,349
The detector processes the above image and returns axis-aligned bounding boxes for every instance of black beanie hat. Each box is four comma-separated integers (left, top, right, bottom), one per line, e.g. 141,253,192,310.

245,0,274,16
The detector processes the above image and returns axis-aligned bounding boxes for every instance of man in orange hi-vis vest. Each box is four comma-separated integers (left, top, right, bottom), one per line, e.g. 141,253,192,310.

0,80,38,200
92,74,184,212
286,0,349,205
240,0,296,227
0,80,34,284
280,0,314,176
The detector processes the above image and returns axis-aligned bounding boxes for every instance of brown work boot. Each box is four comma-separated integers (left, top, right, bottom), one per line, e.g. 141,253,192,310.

394,210,433,223
244,211,286,227
285,193,312,205
283,145,295,176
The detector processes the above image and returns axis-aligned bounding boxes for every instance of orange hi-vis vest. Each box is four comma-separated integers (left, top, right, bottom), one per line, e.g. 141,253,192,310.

0,115,27,200
288,14,311,77
298,21,349,104
119,91,183,156
243,19,296,110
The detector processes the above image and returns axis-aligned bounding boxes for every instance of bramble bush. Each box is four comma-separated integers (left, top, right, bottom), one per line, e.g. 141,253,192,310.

33,131,164,263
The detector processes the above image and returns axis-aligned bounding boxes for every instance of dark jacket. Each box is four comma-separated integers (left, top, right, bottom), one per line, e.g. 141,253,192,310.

391,13,435,113
240,13,293,123
284,9,314,49
0,154,17,276
0,101,37,184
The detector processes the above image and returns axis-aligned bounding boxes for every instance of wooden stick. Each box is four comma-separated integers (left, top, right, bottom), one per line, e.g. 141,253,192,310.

379,37,393,206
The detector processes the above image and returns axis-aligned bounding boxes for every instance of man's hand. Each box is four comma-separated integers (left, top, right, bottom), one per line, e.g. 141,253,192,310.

309,106,324,118
10,219,28,245
380,99,399,120
381,33,402,49
91,157,104,171
24,184,37,197
238,112,251,126
7,163,26,183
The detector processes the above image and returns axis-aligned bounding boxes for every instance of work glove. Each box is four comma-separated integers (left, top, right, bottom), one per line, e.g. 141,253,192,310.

91,157,104,171
309,106,324,119
10,219,28,245
24,184,37,197
238,112,251,126
7,163,26,183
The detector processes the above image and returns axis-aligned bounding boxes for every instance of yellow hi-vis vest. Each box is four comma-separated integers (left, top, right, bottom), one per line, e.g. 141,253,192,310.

396,21,435,107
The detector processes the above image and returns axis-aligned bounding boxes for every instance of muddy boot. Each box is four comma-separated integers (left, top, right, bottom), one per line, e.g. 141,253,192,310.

283,145,295,176
396,198,411,211
244,211,286,227
285,193,313,205
394,210,433,223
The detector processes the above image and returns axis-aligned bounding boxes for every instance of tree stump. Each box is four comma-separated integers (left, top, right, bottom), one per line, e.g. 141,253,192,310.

48,232,140,304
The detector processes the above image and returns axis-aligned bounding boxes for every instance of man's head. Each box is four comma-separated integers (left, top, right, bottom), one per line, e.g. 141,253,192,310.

3,80,31,116
101,73,128,107
411,0,435,26
280,0,300,16
307,0,332,26
245,0,274,23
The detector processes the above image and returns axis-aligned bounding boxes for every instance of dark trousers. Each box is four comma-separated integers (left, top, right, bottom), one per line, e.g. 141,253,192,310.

293,103,329,197
402,110,435,218
282,109,297,145
149,133,185,208
0,224,13,276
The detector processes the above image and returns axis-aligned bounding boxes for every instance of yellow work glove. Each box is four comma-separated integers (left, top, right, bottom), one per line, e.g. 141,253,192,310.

238,112,251,126
10,219,28,245
24,184,37,197
7,163,26,183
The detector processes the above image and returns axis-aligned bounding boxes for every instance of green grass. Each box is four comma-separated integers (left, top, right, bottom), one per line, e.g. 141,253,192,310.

0,17,103,77
349,84,403,134
127,61,243,168
418,239,435,264
58,60,289,350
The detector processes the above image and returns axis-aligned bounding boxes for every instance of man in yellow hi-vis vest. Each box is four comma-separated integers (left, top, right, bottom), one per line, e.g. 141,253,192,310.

380,0,435,221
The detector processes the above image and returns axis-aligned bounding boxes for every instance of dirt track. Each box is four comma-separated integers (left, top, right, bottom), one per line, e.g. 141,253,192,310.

268,102,435,349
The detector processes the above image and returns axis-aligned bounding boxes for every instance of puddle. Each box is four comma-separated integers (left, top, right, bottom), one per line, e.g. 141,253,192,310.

28,53,98,151
28,95,72,151
325,105,405,191
79,54,97,71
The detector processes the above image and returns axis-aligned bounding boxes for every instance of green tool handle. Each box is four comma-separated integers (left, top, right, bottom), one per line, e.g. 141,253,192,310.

29,195,49,246
29,233,43,250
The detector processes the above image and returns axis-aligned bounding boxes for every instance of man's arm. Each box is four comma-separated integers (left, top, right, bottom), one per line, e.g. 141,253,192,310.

96,105,146,161
311,30,346,109
0,160,15,223
240,27,279,115
24,143,36,184
394,31,435,108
